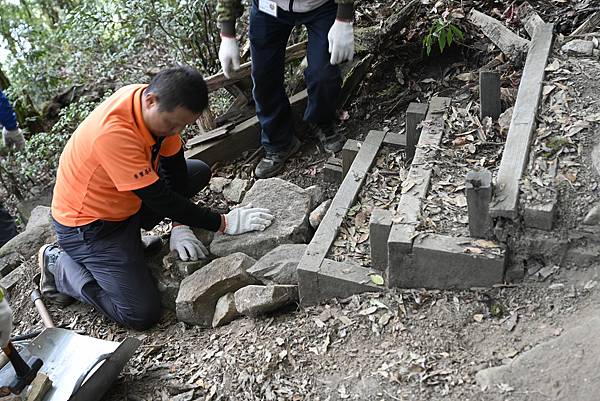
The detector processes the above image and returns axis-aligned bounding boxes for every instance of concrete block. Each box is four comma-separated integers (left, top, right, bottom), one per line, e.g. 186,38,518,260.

342,139,360,178
523,193,557,231
0,265,25,291
406,102,428,160
383,132,407,148
479,71,502,120
323,157,343,184
404,234,505,289
387,223,416,288
466,169,493,238
317,259,385,300
369,208,392,271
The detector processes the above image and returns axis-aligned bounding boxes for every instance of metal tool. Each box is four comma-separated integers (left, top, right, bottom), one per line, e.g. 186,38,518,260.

0,282,141,400
0,340,43,394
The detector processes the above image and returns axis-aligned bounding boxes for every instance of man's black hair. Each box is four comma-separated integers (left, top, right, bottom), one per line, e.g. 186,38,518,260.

146,66,208,113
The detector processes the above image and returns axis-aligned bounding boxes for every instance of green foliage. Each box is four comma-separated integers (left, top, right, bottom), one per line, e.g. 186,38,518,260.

423,18,464,56
1,0,224,109
0,98,100,200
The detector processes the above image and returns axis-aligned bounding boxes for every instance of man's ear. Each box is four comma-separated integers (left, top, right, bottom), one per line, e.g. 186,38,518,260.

144,91,159,110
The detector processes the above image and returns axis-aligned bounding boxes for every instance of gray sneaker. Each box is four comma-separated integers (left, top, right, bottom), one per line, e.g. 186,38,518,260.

255,136,301,179
310,123,346,153
38,244,75,307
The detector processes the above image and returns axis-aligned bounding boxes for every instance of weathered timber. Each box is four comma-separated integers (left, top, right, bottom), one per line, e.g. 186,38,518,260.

571,12,600,36
185,90,308,166
205,41,307,92
370,208,392,271
323,157,343,184
342,139,360,178
298,130,386,305
517,2,545,38
490,24,554,219
468,9,530,61
337,54,374,109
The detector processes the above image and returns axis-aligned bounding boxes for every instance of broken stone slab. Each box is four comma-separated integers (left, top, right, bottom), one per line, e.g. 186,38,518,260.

209,177,231,193
401,234,506,289
0,206,55,276
234,285,298,317
212,292,240,328
475,316,600,400
562,39,594,56
309,199,332,230
583,203,600,225
210,178,312,259
175,253,258,326
498,106,513,135
222,178,249,203
247,244,307,285
523,194,557,231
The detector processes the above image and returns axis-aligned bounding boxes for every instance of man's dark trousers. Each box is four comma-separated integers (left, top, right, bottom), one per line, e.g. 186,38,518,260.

249,0,342,153
0,205,17,248
51,160,211,330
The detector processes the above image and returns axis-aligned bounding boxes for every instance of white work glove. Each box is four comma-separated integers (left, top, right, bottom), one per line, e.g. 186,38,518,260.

223,204,274,235
328,20,354,65
169,225,209,261
219,35,241,79
0,289,12,348
2,127,25,151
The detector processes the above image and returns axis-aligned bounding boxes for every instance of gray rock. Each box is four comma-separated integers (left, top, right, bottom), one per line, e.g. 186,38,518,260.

175,259,210,276
212,292,240,328
309,199,331,229
583,204,600,225
210,178,312,259
0,206,55,275
223,178,249,203
592,143,600,177
305,185,326,209
234,285,298,316
247,244,307,285
209,177,231,193
562,39,594,56
475,316,600,400
175,253,258,326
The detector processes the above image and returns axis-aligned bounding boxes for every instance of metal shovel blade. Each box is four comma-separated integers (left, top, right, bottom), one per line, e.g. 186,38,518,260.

0,328,140,401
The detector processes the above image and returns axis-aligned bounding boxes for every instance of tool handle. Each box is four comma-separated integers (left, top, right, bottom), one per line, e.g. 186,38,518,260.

1,342,29,377
31,289,55,328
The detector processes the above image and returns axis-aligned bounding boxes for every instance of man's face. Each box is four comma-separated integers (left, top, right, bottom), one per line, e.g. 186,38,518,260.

142,91,201,137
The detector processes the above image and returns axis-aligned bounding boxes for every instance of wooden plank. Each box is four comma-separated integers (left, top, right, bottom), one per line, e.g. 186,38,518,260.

479,71,501,120
490,24,554,219
185,90,308,165
26,373,52,401
205,41,307,92
571,12,600,36
406,103,428,160
0,265,25,291
383,132,407,148
337,54,374,109
468,9,530,61
298,130,386,305
186,123,235,147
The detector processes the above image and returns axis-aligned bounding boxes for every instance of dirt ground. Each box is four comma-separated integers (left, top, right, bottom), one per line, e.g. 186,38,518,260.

4,2,600,401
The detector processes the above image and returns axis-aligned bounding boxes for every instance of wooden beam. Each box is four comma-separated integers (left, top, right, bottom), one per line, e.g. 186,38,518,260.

185,90,308,166
204,41,307,92
468,9,530,61
298,130,386,305
490,24,554,219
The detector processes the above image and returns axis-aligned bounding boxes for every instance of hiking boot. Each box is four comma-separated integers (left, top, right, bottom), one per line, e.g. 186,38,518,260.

38,244,75,307
310,122,346,154
255,136,301,179
142,235,162,256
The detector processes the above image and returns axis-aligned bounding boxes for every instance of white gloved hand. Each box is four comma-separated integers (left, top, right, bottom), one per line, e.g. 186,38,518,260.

0,289,12,348
328,20,354,65
169,225,209,261
2,127,25,151
219,35,241,79
223,204,274,236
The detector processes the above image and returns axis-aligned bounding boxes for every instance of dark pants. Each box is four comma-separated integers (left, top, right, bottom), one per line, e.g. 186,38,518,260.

0,205,16,248
249,0,341,153
52,160,211,330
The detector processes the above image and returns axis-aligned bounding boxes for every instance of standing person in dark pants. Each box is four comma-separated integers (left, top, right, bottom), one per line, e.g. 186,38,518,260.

217,0,355,178
0,89,26,247
39,66,274,330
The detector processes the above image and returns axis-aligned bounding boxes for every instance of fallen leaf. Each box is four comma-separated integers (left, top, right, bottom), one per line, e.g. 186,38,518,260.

473,314,484,322
359,306,378,315
370,274,385,286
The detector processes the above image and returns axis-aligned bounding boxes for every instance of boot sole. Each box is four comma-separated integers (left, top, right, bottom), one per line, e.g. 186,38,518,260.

37,244,53,287
37,244,75,307
255,138,301,179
